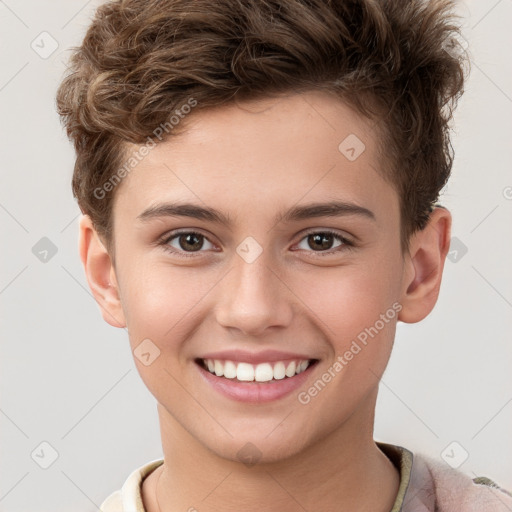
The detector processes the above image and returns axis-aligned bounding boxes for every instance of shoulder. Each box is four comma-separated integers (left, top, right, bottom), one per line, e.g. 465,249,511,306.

414,451,512,512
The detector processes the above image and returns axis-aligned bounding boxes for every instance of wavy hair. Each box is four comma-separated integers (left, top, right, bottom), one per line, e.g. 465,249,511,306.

56,0,468,252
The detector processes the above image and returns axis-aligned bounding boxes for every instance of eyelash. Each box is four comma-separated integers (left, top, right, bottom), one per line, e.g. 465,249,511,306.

157,229,355,259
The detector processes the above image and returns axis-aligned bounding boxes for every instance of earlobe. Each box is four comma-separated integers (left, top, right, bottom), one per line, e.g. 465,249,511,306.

79,215,126,328
398,207,452,324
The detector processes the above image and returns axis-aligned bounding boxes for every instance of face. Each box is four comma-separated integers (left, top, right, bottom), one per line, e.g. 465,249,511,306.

98,91,412,463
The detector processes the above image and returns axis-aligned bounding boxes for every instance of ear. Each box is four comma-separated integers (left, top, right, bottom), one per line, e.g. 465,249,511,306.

78,215,126,328
398,207,452,323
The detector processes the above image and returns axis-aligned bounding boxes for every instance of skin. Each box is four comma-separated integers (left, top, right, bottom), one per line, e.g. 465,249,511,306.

80,90,451,511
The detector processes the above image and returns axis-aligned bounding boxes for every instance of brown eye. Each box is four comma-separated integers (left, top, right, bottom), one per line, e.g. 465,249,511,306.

307,233,336,251
164,231,215,254
177,233,204,251
296,231,345,252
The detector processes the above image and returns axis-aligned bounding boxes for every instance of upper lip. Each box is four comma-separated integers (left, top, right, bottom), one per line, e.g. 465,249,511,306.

197,349,317,365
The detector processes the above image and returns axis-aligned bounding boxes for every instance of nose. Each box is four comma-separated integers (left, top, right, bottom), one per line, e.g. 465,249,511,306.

214,253,294,337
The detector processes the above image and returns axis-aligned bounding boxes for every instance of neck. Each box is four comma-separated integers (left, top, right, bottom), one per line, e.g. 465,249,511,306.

143,391,400,512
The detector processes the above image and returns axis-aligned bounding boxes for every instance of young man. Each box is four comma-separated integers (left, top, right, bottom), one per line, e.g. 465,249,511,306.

56,0,511,510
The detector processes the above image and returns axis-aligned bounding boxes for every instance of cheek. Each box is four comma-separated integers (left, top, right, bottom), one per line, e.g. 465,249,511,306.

294,260,402,388
115,260,209,396
296,262,401,336
117,257,217,346
293,267,400,415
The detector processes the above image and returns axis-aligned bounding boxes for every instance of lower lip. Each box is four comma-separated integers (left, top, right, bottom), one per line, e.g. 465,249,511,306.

196,360,318,403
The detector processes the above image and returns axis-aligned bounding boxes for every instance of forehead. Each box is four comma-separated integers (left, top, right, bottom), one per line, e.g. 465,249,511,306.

113,90,397,228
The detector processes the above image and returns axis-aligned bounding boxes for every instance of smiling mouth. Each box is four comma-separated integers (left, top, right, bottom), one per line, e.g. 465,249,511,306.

195,358,319,383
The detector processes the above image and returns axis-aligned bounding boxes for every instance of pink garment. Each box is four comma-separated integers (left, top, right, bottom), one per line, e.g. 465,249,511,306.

401,449,512,511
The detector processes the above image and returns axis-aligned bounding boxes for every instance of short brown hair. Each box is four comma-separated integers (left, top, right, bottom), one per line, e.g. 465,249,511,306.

56,0,468,253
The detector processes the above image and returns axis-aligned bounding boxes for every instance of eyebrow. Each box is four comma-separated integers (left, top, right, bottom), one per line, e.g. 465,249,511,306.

136,200,376,226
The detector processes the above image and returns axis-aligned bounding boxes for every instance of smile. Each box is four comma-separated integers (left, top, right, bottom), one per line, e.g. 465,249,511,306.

195,357,319,403
199,358,315,382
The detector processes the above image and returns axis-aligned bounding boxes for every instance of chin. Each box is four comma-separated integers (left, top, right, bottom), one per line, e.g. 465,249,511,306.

201,430,311,467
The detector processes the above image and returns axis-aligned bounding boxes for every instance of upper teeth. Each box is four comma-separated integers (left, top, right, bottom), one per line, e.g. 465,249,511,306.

203,359,311,382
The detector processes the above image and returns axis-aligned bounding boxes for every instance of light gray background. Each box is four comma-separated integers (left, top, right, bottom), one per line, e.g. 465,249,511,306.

1,1,511,511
